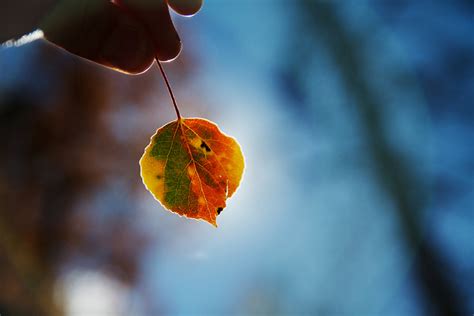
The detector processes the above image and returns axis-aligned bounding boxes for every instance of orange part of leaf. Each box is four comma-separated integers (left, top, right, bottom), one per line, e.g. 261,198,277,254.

140,118,244,226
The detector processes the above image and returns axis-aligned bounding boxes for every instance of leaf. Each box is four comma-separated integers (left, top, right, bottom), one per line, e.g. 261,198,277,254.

140,118,244,227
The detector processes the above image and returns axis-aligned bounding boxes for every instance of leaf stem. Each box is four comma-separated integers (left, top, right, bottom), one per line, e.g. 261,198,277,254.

156,58,181,120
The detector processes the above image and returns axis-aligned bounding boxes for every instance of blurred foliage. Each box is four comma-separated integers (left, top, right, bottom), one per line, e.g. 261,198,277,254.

0,43,157,315
281,1,472,314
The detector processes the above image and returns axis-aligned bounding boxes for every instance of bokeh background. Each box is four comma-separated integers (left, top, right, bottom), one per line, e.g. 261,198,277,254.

1,0,473,315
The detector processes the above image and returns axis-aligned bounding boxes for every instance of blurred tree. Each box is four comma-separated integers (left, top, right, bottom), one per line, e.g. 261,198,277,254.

0,42,154,315
283,1,469,315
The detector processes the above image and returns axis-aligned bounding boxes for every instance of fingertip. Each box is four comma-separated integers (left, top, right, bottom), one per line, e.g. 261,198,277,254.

167,0,203,16
115,0,183,63
107,60,154,75
155,37,182,62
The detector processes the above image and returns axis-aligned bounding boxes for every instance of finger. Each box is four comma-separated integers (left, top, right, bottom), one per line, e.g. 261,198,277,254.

40,0,155,74
116,0,181,62
167,0,203,16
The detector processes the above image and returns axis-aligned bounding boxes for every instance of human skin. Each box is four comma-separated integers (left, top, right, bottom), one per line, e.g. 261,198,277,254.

0,0,202,74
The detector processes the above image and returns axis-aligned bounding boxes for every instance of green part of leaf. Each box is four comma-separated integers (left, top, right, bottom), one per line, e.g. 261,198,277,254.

150,122,193,208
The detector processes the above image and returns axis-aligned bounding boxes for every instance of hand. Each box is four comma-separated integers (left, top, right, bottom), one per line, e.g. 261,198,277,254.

1,0,202,74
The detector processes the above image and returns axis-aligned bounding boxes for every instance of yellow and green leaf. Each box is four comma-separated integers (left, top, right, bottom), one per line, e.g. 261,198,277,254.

140,118,244,226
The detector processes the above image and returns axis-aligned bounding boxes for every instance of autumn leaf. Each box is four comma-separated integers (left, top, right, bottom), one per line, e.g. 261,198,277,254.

140,118,244,226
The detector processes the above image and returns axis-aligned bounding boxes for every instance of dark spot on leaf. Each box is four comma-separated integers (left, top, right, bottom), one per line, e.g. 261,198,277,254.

200,141,211,152
217,207,223,215
156,175,162,180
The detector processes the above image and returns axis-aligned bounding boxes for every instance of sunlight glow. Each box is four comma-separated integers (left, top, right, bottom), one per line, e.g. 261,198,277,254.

1,30,44,48
56,270,131,316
